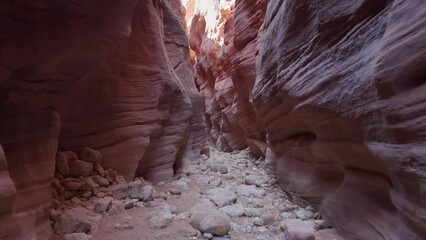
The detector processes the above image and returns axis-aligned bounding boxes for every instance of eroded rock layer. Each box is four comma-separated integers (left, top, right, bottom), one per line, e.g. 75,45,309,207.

189,0,267,154
190,0,426,239
0,0,204,238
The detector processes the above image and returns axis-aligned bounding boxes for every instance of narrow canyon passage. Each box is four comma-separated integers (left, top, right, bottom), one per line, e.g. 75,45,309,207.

0,0,425,240
82,148,336,240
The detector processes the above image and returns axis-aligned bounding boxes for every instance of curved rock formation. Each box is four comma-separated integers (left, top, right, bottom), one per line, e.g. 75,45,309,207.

0,0,204,238
189,0,267,154
189,0,426,239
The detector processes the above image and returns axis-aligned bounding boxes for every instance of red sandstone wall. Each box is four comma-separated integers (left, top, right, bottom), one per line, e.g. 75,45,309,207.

189,0,267,155
0,0,204,238
190,0,426,239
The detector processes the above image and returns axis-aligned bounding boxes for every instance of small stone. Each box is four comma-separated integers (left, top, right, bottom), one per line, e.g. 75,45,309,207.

261,213,275,225
169,180,189,190
63,233,91,240
108,183,128,199
81,191,93,198
280,219,315,240
69,160,93,177
105,169,117,183
77,147,103,163
175,212,191,220
295,209,315,220
92,175,109,187
53,207,101,236
94,163,106,177
71,197,81,204
280,212,296,220
236,185,266,197
153,190,168,200
222,174,234,180
169,189,182,195
268,178,278,185
207,188,237,207
190,203,231,236
244,208,254,217
52,179,65,193
135,202,145,208
94,196,113,213
142,185,154,201
108,200,126,215
207,177,222,187
210,164,228,174
199,164,208,171
203,233,213,239
63,191,77,200
148,202,174,228
114,214,134,229
220,204,245,218
244,175,269,186
80,177,99,191
253,217,264,226
116,175,127,184
55,152,70,177
64,181,81,191
122,199,135,209
50,208,62,221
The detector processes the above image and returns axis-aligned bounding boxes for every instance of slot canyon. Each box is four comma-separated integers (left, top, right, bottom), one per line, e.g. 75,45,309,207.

0,0,425,239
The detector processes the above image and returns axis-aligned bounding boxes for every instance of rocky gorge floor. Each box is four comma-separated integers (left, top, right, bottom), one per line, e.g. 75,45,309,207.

52,148,345,240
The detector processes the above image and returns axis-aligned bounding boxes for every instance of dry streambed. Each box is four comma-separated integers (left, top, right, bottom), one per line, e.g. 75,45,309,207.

52,148,345,240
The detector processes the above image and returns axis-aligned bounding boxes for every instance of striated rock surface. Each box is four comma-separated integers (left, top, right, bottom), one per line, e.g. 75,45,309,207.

0,0,205,238
189,0,267,154
189,0,426,239
253,0,426,239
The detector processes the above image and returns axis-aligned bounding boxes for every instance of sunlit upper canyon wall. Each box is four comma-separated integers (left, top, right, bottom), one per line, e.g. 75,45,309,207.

186,0,426,239
0,0,206,239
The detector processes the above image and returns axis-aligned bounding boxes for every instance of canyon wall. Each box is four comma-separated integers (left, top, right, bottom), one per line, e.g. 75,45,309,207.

190,0,426,239
189,0,267,155
0,0,204,239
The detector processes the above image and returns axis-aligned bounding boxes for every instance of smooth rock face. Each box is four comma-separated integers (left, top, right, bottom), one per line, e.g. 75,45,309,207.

0,0,205,238
189,0,426,240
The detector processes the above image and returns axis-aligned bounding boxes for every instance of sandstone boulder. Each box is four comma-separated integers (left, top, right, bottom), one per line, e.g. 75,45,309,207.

77,148,103,163
53,207,101,236
69,160,93,177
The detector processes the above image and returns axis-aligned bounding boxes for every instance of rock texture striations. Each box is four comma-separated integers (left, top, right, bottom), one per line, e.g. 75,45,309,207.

0,0,205,239
189,0,267,154
189,0,426,239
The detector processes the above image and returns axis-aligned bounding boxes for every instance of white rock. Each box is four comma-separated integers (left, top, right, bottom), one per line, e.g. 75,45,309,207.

220,204,245,218
210,164,228,174
63,233,91,240
114,214,134,229
190,203,231,236
94,197,113,213
244,175,269,186
236,185,266,198
253,217,264,226
295,209,315,220
108,200,126,215
207,188,237,207
169,180,189,190
148,202,174,228
280,219,315,240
